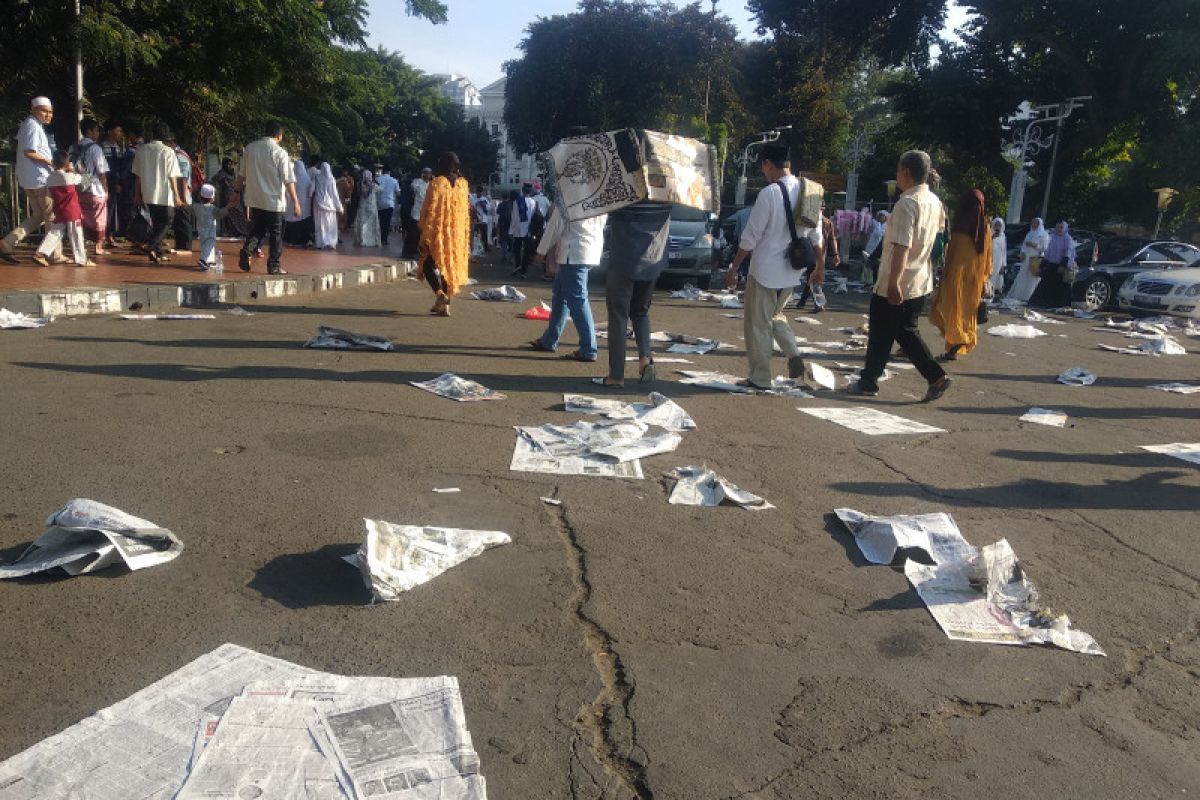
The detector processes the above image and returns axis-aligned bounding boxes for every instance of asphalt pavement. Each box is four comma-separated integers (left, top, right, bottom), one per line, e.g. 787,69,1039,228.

0,256,1197,798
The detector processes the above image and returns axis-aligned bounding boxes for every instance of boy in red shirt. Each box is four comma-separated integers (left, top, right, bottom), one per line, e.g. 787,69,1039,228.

35,150,94,267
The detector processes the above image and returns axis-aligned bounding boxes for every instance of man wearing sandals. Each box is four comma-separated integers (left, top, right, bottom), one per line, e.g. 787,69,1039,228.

725,144,821,390
131,122,184,264
847,150,951,402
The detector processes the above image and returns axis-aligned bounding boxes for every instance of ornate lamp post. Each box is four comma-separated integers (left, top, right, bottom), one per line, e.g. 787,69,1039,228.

1003,96,1090,225
733,127,791,206
1153,188,1178,238
842,125,876,211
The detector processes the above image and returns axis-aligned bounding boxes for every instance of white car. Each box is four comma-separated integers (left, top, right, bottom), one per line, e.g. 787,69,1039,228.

1118,265,1200,320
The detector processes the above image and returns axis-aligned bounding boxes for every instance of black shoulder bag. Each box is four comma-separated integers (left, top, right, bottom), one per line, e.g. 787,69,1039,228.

777,181,817,272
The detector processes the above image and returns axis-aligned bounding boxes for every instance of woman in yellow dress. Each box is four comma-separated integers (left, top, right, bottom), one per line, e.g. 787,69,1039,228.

418,152,471,316
930,188,992,361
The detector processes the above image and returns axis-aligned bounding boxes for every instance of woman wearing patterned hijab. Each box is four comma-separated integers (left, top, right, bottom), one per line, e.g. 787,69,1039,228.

929,189,992,361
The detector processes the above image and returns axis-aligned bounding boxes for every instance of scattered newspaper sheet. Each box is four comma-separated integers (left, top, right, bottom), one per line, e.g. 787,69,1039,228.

510,420,650,478
304,325,395,351
627,355,692,363
807,362,836,391
836,510,1103,655
563,392,696,431
1022,309,1065,324
0,308,51,328
987,324,1047,339
1057,367,1097,386
517,418,679,465
227,306,254,316
795,316,822,325
835,509,977,565
676,370,814,398
120,314,217,320
799,407,945,435
1148,383,1200,394
1019,407,1069,427
1139,443,1200,467
1097,337,1186,356
664,466,773,510
0,498,183,579
410,373,505,402
469,285,526,302
346,519,511,601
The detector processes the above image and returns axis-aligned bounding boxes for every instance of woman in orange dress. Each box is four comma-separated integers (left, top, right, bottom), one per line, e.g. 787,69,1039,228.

930,188,992,361
418,152,471,316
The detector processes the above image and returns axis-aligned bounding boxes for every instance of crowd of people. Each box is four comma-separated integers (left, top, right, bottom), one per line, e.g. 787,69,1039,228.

2,95,1085,400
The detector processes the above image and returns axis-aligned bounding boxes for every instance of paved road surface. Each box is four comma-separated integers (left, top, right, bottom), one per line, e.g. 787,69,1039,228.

1,260,1197,798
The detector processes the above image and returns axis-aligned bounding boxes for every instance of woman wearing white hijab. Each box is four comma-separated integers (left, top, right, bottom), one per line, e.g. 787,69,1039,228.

312,162,342,250
1005,217,1049,303
989,217,1007,294
354,168,381,247
284,158,315,246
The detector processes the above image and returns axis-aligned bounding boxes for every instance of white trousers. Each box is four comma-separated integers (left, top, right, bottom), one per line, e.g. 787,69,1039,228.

38,221,87,265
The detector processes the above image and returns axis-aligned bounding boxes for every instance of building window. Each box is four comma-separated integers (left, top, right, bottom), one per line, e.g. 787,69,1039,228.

491,124,500,137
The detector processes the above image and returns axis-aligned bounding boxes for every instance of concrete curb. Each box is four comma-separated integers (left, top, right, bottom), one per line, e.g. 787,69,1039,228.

0,260,418,317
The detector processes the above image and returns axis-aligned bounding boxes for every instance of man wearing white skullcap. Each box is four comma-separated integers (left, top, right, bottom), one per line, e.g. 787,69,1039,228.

0,97,62,263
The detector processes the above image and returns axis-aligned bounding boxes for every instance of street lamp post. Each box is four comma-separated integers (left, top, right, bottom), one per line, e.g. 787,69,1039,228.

1153,187,1178,238
1003,96,1090,225
733,126,791,206
843,125,876,211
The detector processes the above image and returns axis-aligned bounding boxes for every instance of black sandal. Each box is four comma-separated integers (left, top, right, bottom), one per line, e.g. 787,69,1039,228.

638,362,657,384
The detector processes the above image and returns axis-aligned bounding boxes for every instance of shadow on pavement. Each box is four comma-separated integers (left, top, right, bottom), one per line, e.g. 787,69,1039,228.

248,544,367,609
993,449,1176,468
938,404,1199,421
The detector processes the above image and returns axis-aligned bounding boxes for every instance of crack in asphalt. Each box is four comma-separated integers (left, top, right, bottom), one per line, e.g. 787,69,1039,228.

272,399,513,430
1066,509,1200,585
548,491,654,799
719,620,1200,800
853,445,990,507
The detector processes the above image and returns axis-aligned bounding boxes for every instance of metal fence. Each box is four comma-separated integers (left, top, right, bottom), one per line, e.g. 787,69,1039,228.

0,162,18,237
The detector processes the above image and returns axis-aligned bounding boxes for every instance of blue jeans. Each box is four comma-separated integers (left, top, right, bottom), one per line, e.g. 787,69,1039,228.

539,263,597,359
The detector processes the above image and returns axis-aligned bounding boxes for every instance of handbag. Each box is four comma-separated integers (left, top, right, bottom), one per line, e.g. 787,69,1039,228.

1027,255,1042,276
777,181,816,272
125,206,152,244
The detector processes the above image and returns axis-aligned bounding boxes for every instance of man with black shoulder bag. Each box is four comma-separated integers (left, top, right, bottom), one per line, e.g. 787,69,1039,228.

725,144,822,389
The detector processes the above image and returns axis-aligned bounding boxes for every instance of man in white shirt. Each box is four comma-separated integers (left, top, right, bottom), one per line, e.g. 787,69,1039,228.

508,183,539,277
725,144,822,389
472,187,493,252
527,207,607,361
1,96,61,263
234,120,301,274
76,118,111,256
131,122,183,263
848,150,951,401
403,166,432,257
375,166,399,246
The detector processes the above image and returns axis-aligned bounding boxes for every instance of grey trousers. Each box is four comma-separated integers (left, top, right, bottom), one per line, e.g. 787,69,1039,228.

605,267,655,381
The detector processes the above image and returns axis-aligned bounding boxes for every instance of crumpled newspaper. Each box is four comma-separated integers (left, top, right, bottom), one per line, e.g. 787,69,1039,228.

987,323,1048,339
1097,336,1187,356
303,326,395,351
411,373,505,401
0,499,183,578
1148,383,1200,395
1057,367,1097,386
564,392,697,431
347,519,511,601
1019,407,1068,427
470,285,526,302
664,466,774,510
0,308,51,329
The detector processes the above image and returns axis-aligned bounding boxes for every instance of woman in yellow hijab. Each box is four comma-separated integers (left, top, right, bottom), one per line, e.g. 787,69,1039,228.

418,152,471,316
930,189,992,361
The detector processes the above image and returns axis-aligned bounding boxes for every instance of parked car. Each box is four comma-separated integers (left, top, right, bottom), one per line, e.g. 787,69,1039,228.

1073,239,1200,310
593,204,720,288
1117,262,1200,320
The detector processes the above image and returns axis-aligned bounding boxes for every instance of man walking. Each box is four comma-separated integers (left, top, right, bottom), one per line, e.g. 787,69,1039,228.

76,118,111,256
724,144,821,389
403,166,432,257
473,187,493,253
375,166,399,246
234,121,301,275
100,121,126,245
131,122,182,263
847,150,951,401
508,183,538,277
1,96,62,264
527,206,606,361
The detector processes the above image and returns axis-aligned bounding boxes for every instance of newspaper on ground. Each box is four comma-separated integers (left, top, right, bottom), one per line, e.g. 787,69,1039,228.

837,510,1103,655
410,373,506,402
1058,367,1097,386
540,497,563,506
469,285,526,302
564,391,697,431
1022,309,1065,324
795,316,822,325
1019,407,1069,427
814,337,868,351
807,362,837,391
1097,336,1187,356
304,325,395,351
626,356,693,363
0,498,183,579
120,313,217,320
1148,383,1200,394
432,487,461,493
346,519,511,601
0,308,51,328
666,339,721,354
226,306,254,316
799,406,945,435
511,421,647,479
834,508,976,565
988,323,1048,339
675,370,814,397
1139,443,1200,467
663,465,773,510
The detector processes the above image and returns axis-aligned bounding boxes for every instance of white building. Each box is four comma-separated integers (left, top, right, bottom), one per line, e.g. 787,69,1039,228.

474,77,539,195
430,74,483,110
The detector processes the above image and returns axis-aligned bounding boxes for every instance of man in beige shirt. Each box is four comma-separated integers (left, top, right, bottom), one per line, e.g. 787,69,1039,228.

848,150,951,402
234,120,300,274
131,122,183,263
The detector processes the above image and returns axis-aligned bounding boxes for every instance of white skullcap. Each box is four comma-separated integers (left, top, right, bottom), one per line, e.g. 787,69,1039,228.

30,96,53,110
198,183,216,200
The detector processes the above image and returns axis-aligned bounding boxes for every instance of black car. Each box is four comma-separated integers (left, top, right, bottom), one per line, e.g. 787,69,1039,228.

1072,239,1200,310
1004,227,1107,290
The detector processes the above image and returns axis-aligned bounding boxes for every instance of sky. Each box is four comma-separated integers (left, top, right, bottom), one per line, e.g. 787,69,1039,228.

366,0,972,88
